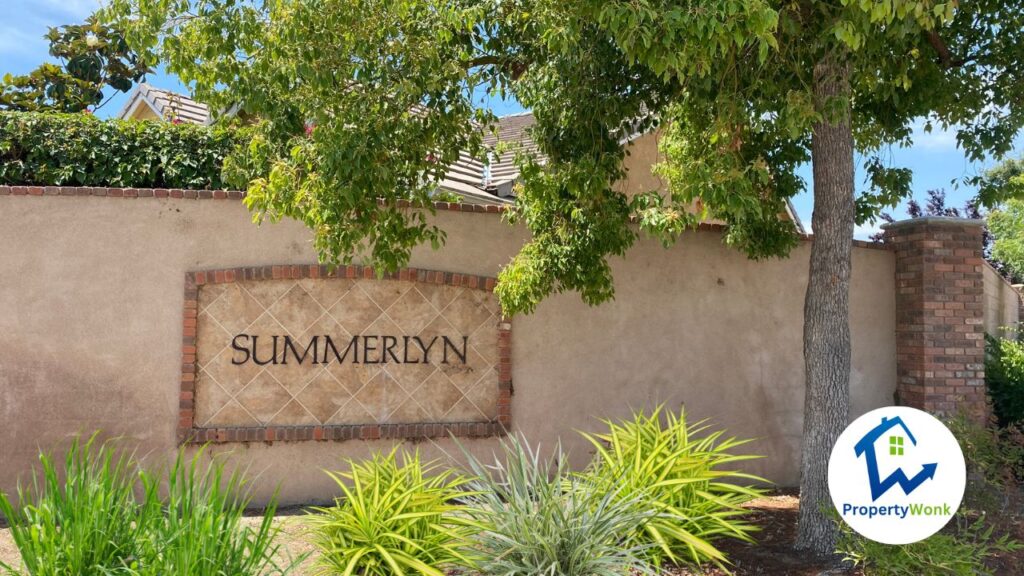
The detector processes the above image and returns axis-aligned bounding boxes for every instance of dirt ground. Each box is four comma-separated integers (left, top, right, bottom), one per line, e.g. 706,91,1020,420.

1,493,1020,575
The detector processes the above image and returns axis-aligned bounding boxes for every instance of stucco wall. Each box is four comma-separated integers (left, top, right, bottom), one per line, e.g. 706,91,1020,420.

983,263,1021,339
615,131,797,228
0,194,896,503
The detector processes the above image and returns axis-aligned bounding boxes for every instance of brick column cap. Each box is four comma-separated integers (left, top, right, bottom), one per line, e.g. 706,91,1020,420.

881,216,984,230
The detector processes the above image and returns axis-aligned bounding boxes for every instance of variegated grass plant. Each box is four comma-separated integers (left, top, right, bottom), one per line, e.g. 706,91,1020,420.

579,406,766,569
460,434,656,576
306,448,477,576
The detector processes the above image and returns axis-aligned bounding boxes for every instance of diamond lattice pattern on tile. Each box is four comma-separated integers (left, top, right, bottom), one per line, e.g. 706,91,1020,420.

194,277,500,427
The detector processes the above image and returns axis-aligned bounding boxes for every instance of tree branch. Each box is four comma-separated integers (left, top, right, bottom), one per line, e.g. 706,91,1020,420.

463,56,528,80
926,31,971,68
927,31,956,66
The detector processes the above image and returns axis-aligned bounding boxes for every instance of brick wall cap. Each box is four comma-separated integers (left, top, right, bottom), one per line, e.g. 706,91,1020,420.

881,216,985,230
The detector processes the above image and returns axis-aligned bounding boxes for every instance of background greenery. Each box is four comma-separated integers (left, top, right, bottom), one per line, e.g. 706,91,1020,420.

0,111,241,189
985,335,1024,428
0,14,150,114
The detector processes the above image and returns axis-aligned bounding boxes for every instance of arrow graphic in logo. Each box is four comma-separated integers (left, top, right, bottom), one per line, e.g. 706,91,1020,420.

853,416,938,501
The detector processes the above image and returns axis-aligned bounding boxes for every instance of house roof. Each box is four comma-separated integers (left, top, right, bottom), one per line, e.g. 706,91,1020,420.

480,111,544,187
117,84,212,125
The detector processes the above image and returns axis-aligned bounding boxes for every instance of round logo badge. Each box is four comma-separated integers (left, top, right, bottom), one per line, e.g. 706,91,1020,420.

828,406,966,545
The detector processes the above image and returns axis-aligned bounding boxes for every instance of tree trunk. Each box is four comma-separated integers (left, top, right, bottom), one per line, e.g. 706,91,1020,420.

794,53,855,556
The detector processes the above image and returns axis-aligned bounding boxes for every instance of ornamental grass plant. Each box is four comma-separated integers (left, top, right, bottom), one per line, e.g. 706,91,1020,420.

459,434,656,576
306,448,477,576
131,447,291,576
0,436,151,575
0,437,291,576
579,406,766,569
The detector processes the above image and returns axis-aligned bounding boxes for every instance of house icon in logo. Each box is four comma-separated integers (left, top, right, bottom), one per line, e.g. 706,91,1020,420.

854,416,938,501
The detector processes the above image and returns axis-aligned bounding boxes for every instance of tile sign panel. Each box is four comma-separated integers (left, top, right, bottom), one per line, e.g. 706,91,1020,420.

178,266,511,443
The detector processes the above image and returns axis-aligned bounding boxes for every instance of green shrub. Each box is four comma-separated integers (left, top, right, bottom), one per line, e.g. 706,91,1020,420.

460,434,655,576
0,436,153,575
579,406,765,569
132,447,290,576
985,334,1024,427
947,413,1024,500
0,437,291,576
840,416,1024,575
0,111,243,189
836,512,1023,575
306,449,476,576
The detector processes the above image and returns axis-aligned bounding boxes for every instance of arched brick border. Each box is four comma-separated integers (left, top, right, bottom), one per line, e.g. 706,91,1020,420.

179,264,512,445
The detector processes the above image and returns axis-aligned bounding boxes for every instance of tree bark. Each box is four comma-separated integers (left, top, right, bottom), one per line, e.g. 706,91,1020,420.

794,53,854,556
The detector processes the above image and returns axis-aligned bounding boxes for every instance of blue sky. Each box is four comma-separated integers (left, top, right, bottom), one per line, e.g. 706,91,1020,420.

4,0,1021,238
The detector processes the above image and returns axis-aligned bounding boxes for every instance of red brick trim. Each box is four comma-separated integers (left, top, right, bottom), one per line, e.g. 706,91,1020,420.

178,264,512,445
667,222,892,251
0,185,509,213
1,186,896,251
0,185,247,200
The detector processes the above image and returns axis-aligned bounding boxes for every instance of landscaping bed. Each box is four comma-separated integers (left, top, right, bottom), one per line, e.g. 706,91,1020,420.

0,493,850,575
4,490,1023,574
3,405,1022,575
233,491,1024,576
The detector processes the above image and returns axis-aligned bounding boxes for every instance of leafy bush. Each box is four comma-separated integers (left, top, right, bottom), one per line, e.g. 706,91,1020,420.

0,436,152,575
306,449,476,576
0,111,242,189
460,434,655,576
947,413,1024,499
841,416,1024,575
579,406,765,569
985,334,1024,427
0,437,290,576
836,512,1023,575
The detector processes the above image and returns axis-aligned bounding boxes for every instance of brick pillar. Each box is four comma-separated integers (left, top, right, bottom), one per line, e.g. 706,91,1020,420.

883,217,987,421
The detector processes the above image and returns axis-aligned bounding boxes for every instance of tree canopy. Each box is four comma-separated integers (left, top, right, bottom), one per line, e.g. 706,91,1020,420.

872,188,1022,283
981,156,1024,281
105,0,1024,555
105,0,1024,312
990,200,1024,282
0,14,150,113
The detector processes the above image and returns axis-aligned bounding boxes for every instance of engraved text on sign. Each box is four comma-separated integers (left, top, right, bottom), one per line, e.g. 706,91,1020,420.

194,276,501,428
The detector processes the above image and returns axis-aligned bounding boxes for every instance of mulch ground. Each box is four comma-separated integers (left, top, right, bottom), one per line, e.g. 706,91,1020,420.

669,491,859,576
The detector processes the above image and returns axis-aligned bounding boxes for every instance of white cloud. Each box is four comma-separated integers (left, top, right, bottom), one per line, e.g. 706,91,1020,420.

910,118,959,151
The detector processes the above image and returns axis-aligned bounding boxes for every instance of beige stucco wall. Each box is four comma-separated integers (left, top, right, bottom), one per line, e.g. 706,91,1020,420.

617,132,668,198
983,263,1021,339
0,195,896,503
615,131,795,227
